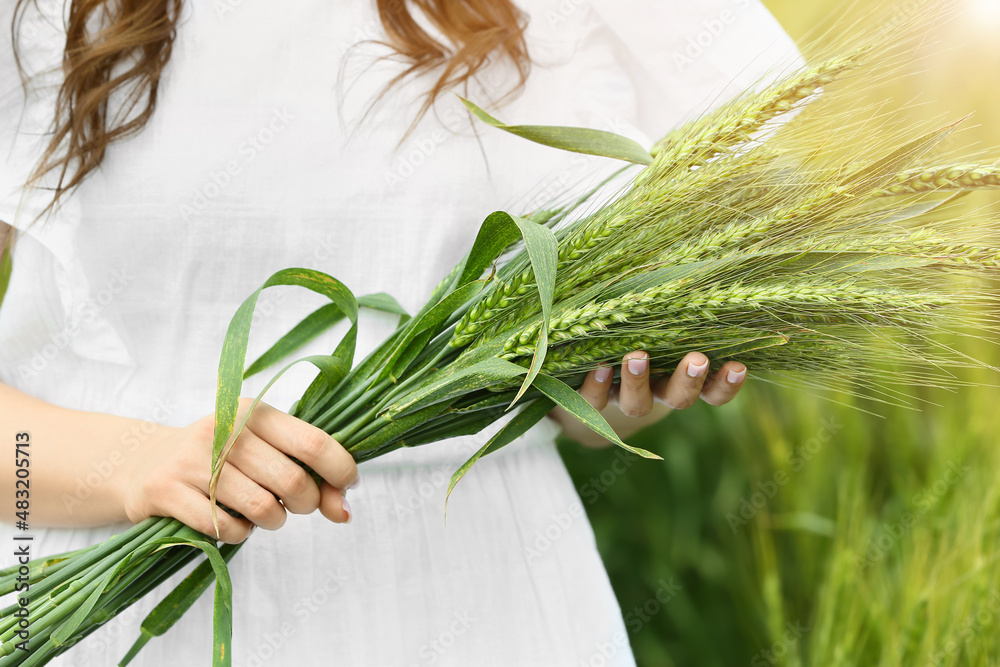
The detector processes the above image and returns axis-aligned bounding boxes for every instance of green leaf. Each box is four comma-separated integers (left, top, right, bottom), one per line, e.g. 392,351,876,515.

243,303,347,380
302,326,408,415
0,234,11,312
244,293,408,382
445,397,556,511
119,543,243,666
349,402,454,457
213,268,357,469
461,98,654,165
359,292,410,325
505,213,558,406
58,533,236,667
294,322,358,418
532,373,661,460
861,192,962,223
450,391,524,414
831,254,935,273
209,545,235,667
291,293,405,420
396,408,509,451
377,280,486,383
386,357,528,417
386,328,436,383
143,536,236,667
769,250,934,275
458,210,529,286
701,334,789,359
52,566,122,646
841,119,965,195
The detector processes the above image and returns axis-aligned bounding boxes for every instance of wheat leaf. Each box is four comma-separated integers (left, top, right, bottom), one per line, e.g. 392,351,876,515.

532,374,661,460
446,397,556,514
461,98,654,165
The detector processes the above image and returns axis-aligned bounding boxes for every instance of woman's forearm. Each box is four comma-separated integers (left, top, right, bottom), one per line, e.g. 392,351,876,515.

0,382,358,542
0,381,165,527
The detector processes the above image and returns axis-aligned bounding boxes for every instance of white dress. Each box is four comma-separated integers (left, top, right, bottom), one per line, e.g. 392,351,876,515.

0,1,800,665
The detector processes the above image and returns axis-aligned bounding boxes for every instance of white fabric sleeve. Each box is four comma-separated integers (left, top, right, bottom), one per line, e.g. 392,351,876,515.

0,2,131,367
0,0,68,227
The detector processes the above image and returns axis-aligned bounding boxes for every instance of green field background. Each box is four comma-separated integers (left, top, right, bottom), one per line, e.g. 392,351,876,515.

559,2,1000,665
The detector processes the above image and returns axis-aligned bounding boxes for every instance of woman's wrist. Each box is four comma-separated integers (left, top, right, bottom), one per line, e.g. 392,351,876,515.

0,382,151,527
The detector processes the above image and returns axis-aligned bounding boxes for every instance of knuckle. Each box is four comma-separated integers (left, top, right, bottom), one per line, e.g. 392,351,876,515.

700,392,724,407
581,390,605,409
243,490,278,523
192,512,221,539
278,464,313,498
297,429,330,461
339,458,359,487
219,518,250,544
620,403,646,418
674,397,697,409
192,417,216,443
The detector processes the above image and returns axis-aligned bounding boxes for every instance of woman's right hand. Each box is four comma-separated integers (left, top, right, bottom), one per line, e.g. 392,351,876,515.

118,398,358,544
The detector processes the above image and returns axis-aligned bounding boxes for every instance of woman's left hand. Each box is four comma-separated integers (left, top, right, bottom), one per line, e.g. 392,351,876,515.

549,350,747,447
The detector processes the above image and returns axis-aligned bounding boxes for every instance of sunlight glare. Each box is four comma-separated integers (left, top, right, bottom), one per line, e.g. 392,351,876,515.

969,0,1000,23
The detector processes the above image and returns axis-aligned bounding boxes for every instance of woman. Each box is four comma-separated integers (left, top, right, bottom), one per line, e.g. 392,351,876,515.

0,0,800,664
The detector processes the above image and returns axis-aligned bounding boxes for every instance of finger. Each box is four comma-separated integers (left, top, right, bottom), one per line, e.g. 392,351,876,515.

318,482,352,524
700,361,747,406
246,402,359,490
213,464,287,531
617,351,654,417
654,351,711,410
167,484,255,544
227,429,321,515
607,382,621,405
578,366,614,411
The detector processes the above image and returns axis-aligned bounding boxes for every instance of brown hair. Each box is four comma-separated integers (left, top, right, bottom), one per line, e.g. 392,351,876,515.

11,0,531,215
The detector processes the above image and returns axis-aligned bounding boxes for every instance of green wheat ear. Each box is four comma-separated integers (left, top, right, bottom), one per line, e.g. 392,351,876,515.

648,49,867,168
878,164,1000,195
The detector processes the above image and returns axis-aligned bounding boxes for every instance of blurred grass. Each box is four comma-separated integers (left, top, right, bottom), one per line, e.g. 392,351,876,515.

558,2,1000,665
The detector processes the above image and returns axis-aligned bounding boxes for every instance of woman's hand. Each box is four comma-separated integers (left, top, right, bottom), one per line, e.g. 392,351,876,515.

549,351,747,448
118,399,358,544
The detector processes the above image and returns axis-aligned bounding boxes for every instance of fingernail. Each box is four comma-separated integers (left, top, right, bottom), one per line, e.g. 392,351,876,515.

626,356,648,376
594,366,612,383
687,359,709,378
347,473,361,490
341,493,352,524
727,368,747,384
